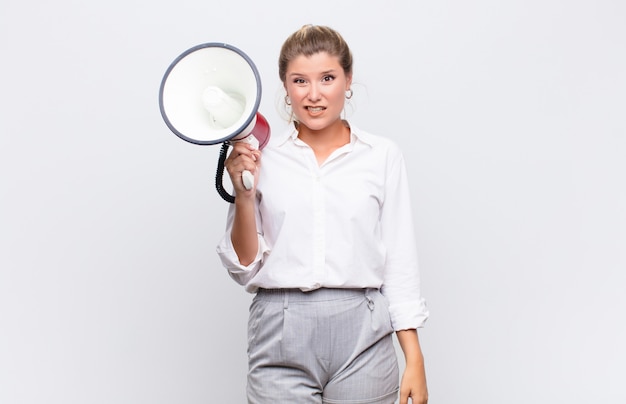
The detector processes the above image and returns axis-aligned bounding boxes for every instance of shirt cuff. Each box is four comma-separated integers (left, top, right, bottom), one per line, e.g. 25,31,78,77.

388,299,429,331
216,233,270,286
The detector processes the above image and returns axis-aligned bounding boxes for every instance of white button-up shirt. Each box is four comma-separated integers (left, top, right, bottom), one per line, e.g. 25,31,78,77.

216,123,428,330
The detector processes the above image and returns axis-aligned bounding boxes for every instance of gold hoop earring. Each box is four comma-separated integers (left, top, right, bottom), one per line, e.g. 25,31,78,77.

345,89,353,99
285,95,291,106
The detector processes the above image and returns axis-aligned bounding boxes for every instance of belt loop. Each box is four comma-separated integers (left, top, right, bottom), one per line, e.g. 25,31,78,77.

283,290,289,310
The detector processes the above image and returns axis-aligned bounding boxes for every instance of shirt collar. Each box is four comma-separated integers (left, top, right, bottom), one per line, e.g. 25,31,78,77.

275,120,375,148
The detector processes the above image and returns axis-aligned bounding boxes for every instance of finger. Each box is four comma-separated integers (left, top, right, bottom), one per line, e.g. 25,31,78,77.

251,149,261,162
231,141,256,155
226,147,255,166
233,147,261,165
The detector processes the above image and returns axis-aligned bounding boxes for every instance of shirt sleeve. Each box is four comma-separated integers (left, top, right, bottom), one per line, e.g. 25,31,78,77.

215,199,271,286
379,145,429,330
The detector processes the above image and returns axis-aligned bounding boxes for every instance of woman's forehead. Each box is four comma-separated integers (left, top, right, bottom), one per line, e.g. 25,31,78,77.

286,52,342,74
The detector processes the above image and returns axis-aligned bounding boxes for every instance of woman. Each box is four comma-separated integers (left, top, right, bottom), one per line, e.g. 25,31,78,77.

217,24,429,404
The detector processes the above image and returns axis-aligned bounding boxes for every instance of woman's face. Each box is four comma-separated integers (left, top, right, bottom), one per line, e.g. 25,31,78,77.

284,52,352,132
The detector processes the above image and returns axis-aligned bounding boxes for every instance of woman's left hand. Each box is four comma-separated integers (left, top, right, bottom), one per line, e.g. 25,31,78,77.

396,329,428,404
399,361,428,404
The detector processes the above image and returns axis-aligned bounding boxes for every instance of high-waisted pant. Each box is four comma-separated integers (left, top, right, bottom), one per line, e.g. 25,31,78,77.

247,288,399,404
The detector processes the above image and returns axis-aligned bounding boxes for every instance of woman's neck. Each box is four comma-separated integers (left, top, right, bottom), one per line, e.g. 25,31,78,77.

297,120,351,165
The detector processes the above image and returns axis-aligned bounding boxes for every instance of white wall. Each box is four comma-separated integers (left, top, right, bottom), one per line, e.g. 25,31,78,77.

1,1,624,403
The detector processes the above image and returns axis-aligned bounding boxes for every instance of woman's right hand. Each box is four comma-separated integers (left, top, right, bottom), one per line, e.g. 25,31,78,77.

224,141,262,197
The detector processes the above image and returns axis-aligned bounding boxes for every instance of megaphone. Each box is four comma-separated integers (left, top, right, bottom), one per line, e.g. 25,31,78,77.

159,42,270,203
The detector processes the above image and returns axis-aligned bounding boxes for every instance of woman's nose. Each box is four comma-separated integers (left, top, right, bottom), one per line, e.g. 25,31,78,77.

307,83,321,101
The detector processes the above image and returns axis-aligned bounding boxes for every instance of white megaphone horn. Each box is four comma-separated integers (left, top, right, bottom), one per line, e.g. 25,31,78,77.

158,42,270,203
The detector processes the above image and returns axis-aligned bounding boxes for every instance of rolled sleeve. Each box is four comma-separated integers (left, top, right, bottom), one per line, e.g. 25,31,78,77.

216,232,270,286
380,145,429,331
386,297,429,331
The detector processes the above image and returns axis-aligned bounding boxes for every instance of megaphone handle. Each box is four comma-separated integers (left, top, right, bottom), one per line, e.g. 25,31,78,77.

236,134,259,190
215,140,255,203
242,170,255,190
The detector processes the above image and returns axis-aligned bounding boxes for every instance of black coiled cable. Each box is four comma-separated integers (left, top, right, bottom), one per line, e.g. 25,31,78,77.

215,142,235,203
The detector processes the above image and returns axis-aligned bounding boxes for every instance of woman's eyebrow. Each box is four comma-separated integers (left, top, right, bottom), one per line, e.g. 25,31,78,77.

288,69,338,77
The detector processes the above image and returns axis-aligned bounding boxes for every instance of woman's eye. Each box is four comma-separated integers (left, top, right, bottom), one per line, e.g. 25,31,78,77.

293,78,306,84
322,75,335,82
